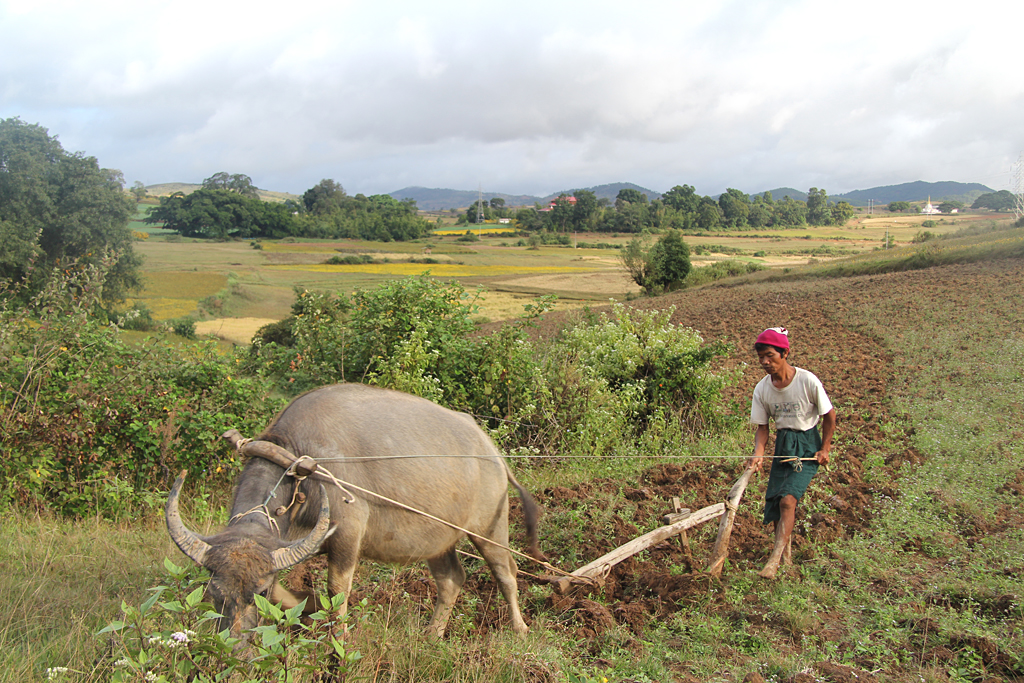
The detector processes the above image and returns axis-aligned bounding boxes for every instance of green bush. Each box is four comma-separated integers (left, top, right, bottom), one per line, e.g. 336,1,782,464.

95,559,362,682
0,263,276,515
170,316,197,339
116,303,158,332
682,260,764,288
325,254,373,265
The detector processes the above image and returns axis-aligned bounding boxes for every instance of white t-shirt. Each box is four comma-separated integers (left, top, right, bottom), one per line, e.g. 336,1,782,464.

750,367,833,432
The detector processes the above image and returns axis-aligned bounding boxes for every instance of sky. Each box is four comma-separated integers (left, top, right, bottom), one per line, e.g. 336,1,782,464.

2,0,1021,198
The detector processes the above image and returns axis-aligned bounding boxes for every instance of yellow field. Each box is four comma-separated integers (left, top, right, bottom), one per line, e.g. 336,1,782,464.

269,263,592,277
140,271,228,298
127,271,229,320
194,317,276,345
431,227,517,236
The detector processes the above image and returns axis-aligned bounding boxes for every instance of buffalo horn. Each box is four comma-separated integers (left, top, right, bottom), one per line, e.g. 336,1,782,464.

271,484,332,571
165,471,212,566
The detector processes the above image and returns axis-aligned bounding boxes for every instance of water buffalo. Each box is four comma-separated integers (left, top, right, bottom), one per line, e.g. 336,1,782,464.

166,384,541,639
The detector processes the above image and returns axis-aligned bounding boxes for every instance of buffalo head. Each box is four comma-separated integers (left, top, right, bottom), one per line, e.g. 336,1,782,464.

165,471,332,638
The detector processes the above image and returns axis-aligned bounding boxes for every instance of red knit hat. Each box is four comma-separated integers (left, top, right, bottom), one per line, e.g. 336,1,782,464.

756,327,790,349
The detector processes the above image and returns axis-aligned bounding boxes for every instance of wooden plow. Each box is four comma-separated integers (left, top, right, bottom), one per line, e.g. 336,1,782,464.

549,468,754,594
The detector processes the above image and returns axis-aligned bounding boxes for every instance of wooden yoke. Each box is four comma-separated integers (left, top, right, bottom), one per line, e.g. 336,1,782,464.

221,429,317,477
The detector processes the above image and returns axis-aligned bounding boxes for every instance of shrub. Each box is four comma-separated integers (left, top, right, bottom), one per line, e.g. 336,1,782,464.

116,303,158,331
170,316,197,339
325,254,373,265
0,262,276,515
95,559,363,682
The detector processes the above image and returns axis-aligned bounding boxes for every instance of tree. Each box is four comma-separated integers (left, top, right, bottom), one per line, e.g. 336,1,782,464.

615,188,647,209
772,196,807,226
718,188,750,228
620,234,658,291
148,189,295,239
888,201,911,213
465,200,491,224
696,196,723,229
748,196,772,227
202,171,259,199
302,179,346,215
662,184,700,215
938,200,964,214
830,200,855,226
971,190,1015,212
806,188,830,226
130,181,148,203
652,229,691,290
0,117,140,303
489,197,505,209
571,189,600,231
619,230,691,294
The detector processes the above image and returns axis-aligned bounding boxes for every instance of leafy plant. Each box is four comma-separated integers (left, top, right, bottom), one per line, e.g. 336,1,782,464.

92,558,363,682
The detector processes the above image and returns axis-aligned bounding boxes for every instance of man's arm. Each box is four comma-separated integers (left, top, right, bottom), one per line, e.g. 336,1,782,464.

816,408,836,465
747,423,770,472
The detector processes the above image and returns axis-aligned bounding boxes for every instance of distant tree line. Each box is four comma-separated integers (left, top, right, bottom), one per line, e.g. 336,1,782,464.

461,185,856,234
148,177,430,241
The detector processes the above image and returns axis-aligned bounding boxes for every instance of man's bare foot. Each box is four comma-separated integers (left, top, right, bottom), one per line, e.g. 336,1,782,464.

758,558,780,579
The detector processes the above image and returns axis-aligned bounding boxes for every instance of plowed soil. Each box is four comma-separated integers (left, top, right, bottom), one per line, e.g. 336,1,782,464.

286,258,1024,674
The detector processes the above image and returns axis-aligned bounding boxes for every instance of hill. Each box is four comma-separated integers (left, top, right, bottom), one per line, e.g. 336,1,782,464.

391,182,664,211
833,180,994,205
747,181,995,206
388,187,539,212
750,187,808,202
542,182,662,203
144,182,298,203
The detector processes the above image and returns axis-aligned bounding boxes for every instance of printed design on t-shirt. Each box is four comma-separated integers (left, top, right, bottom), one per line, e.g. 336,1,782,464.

773,402,801,418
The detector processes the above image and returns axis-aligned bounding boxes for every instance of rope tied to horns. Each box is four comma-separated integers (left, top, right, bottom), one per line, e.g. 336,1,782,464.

221,430,574,580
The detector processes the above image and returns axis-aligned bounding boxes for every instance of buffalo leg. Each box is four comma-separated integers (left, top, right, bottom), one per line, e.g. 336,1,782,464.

425,548,466,638
325,533,363,636
471,535,528,636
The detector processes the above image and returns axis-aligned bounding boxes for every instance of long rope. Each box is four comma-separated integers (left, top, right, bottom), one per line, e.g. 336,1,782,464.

311,453,754,462
303,459,574,578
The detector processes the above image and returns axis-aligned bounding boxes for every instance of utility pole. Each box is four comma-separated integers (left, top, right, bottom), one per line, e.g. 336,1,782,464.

1013,152,1024,222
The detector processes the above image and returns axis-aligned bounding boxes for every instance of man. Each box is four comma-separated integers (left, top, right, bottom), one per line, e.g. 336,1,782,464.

747,327,836,579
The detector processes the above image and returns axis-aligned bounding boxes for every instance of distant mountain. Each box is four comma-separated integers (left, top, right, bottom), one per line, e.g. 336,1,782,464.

389,187,539,211
542,182,662,203
747,181,995,206
751,187,808,202
833,181,994,206
390,182,664,210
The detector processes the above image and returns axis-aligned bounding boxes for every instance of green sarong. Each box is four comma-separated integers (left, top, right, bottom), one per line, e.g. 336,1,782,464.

763,427,821,524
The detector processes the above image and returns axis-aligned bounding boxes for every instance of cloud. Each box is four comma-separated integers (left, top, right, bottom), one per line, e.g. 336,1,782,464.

1,0,1021,196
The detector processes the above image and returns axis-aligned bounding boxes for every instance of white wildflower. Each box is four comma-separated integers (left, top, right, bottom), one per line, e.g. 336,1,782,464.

169,631,191,648
46,667,70,680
